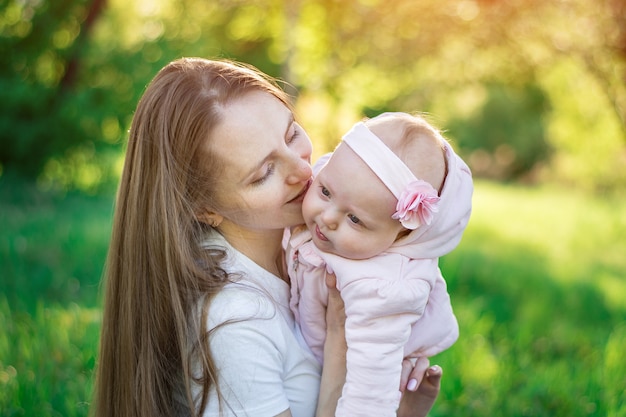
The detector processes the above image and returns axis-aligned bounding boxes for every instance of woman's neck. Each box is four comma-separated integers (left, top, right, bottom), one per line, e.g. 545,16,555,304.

218,225,287,281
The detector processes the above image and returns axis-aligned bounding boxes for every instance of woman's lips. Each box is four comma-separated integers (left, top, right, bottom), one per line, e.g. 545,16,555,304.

315,224,328,241
287,180,311,204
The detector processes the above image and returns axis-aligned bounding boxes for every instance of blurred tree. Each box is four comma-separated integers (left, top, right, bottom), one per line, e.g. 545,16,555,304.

446,83,551,181
0,0,109,182
285,0,625,188
0,0,292,190
1,0,624,192
60,0,106,90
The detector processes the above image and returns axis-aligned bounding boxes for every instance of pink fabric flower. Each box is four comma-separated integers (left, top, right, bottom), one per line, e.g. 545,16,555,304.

392,180,440,229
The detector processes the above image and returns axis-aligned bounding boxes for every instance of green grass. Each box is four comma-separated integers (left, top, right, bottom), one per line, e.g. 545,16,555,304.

1,177,625,416
435,182,626,416
0,176,112,312
0,176,111,416
0,301,100,417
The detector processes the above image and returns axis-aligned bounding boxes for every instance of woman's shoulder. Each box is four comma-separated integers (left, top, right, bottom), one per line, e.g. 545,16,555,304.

206,282,281,328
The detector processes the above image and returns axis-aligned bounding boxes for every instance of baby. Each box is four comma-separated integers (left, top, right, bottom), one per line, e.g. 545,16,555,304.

284,112,473,417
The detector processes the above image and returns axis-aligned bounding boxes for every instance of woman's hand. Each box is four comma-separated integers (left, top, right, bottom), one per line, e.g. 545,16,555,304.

324,271,346,333
315,271,347,417
397,357,442,417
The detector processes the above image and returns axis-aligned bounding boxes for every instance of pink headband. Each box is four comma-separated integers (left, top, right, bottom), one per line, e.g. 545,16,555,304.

342,122,440,229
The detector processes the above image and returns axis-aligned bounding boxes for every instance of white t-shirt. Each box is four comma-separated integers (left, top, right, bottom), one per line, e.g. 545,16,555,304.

195,232,321,417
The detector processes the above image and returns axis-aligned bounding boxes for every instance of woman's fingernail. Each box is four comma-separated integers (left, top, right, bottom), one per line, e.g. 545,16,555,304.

407,378,418,391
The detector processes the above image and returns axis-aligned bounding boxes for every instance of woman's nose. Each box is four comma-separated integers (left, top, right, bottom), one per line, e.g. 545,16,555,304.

286,156,312,185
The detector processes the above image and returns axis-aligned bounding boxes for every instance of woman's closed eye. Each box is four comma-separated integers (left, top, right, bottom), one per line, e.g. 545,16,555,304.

252,163,275,186
286,121,305,145
286,125,301,145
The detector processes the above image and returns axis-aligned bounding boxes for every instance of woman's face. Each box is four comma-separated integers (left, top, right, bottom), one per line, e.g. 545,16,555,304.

206,91,313,233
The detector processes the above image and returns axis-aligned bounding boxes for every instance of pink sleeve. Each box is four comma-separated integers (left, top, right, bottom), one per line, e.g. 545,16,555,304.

286,234,329,365
405,270,459,358
336,274,431,417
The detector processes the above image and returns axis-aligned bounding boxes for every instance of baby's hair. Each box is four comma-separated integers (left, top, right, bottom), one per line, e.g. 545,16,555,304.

365,113,448,194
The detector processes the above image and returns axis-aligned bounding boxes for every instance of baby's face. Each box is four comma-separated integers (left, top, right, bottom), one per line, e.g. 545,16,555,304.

302,143,405,260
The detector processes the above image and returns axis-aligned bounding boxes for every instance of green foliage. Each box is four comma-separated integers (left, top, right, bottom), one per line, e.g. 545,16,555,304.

291,0,626,192
1,0,82,173
446,83,551,180
1,0,626,191
0,79,104,181
538,59,626,192
1,177,625,416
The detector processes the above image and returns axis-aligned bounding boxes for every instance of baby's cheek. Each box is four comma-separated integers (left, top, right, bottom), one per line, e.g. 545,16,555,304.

301,196,315,221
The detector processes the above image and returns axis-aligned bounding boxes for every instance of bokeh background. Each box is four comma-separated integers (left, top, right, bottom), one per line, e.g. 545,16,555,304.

1,0,625,415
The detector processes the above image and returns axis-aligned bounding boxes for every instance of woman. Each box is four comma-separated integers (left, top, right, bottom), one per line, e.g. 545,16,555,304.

92,57,441,417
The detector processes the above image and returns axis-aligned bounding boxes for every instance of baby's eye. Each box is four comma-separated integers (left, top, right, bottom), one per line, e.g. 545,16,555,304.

321,186,330,197
348,214,361,224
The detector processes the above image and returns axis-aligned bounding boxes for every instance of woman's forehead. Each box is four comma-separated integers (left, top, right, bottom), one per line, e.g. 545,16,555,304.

220,91,290,139
206,91,292,176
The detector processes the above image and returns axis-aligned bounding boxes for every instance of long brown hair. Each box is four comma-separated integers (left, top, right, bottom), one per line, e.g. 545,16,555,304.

92,58,292,417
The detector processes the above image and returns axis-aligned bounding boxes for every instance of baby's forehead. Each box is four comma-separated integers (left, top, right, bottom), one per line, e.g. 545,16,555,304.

319,143,398,216
322,142,372,177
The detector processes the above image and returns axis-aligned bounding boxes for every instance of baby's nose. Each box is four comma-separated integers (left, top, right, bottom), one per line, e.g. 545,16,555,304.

321,209,339,230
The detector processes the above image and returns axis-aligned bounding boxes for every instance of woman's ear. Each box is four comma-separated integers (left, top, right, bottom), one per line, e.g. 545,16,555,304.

197,211,224,228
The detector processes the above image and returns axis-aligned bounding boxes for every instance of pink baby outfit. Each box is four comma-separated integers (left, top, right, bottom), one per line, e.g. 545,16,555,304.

285,127,473,417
